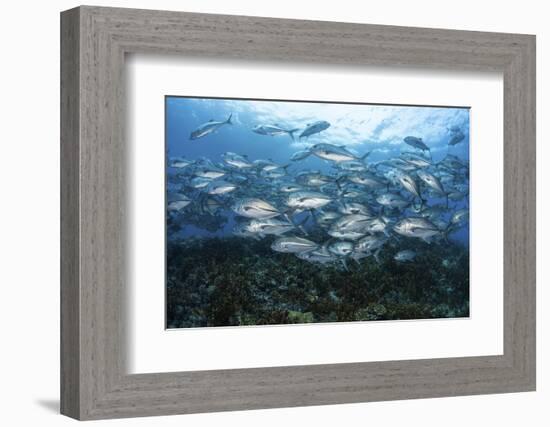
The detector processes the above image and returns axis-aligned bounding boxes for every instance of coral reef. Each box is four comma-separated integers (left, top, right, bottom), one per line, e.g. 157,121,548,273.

166,236,469,328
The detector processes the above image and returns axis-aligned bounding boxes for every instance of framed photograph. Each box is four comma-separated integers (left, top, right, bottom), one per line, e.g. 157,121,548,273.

61,6,536,420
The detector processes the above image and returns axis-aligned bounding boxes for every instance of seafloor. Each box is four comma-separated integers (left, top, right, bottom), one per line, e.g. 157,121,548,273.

166,236,469,328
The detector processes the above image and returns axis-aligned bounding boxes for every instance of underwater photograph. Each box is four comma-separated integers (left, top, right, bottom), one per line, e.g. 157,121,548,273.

165,96,470,329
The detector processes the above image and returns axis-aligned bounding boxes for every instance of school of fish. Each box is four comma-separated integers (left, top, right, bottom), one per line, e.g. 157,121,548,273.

167,115,469,270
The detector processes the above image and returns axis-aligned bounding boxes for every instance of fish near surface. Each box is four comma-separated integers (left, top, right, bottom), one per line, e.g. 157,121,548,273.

253,124,299,141
290,150,311,161
449,130,465,146
299,120,330,139
337,160,368,172
404,136,430,152
400,152,432,168
189,114,233,140
310,143,368,163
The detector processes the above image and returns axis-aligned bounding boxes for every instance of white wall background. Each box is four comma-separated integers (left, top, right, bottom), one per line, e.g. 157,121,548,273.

0,0,546,425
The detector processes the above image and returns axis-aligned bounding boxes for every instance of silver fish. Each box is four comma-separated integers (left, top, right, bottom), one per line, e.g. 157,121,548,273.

271,236,318,253
394,249,416,262
328,214,371,240
286,191,332,210
337,160,368,172
451,208,469,225
245,218,296,236
190,176,212,189
400,152,432,168
310,143,368,163
190,114,232,140
167,193,191,211
397,172,422,200
366,216,391,235
253,124,299,141
315,210,341,227
296,246,335,264
393,217,442,241
296,171,332,187
347,172,387,189
169,157,193,168
232,198,281,219
207,180,237,195
376,192,410,209
449,130,465,146
290,150,311,161
338,202,372,216
327,240,354,257
417,170,446,196
355,234,387,252
221,152,253,169
279,183,304,193
404,136,430,152
194,167,225,180
299,120,330,139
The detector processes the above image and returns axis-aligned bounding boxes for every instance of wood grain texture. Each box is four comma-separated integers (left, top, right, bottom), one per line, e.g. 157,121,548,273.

60,6,536,420
60,7,80,419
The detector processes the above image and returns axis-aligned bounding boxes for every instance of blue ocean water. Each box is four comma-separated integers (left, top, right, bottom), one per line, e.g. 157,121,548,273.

165,96,469,245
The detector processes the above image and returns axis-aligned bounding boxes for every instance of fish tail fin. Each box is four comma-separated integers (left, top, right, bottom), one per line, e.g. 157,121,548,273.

288,129,299,141
411,198,424,213
341,258,349,272
442,222,455,243
335,175,346,191
226,113,233,124
297,214,310,235
360,151,371,162
374,249,382,264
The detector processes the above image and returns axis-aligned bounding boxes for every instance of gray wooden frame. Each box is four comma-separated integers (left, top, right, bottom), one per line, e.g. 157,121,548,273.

61,5,536,421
